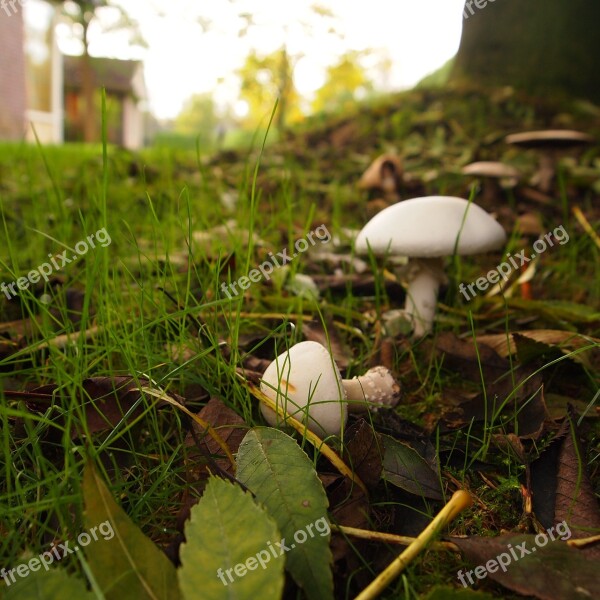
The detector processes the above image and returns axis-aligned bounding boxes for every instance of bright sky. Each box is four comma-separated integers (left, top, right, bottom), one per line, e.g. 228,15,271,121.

58,0,467,120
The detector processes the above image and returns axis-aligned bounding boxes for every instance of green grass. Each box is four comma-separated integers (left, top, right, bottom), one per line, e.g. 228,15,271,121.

0,86,599,599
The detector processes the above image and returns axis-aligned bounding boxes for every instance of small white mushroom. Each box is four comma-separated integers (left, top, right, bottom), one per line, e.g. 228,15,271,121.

260,341,400,436
355,196,506,337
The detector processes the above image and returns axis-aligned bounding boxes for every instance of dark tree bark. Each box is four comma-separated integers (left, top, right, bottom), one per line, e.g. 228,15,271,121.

450,0,600,102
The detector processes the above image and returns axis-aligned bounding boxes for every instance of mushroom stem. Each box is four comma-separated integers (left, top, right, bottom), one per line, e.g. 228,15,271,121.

481,179,501,205
533,152,557,193
404,258,446,337
342,366,401,414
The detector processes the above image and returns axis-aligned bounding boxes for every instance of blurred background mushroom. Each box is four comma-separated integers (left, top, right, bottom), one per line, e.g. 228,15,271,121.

358,154,403,217
461,161,520,206
505,129,594,193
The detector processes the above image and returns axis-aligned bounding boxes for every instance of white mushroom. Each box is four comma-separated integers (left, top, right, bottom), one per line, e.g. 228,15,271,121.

355,196,506,337
260,341,400,436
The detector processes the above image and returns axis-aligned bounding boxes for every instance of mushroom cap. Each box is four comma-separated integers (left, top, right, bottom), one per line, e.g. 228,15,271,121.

260,341,347,437
461,161,520,179
358,154,403,190
355,196,506,257
505,130,594,149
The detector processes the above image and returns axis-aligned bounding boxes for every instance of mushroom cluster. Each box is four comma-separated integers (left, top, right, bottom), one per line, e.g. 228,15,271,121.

354,196,506,337
260,341,401,437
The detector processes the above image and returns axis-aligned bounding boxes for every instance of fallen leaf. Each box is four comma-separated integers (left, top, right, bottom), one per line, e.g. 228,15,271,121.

452,534,600,600
342,418,383,490
380,434,443,500
236,427,333,600
83,461,181,600
178,477,284,600
3,568,94,599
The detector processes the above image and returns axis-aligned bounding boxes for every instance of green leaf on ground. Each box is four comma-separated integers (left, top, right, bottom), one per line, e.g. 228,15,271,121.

82,461,181,600
381,434,444,500
178,476,284,600
4,569,94,600
236,427,333,600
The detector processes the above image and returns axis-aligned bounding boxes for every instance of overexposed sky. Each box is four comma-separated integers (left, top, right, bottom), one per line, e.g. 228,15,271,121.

57,0,466,120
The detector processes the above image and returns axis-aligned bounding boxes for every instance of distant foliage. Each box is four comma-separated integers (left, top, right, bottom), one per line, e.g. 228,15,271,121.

238,49,303,131
312,51,373,114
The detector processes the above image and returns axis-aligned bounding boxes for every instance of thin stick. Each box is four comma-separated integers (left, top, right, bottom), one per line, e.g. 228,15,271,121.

354,490,473,600
567,533,600,549
332,525,459,552
573,206,600,249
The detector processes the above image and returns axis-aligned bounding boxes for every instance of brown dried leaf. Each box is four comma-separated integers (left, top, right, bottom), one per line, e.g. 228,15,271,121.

442,370,549,439
477,330,600,362
435,332,509,382
452,533,600,600
185,397,249,476
554,416,600,555
25,376,151,438
342,418,383,490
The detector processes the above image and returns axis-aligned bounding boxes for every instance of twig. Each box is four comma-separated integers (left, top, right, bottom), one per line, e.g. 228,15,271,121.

331,525,459,552
354,490,473,600
573,206,600,250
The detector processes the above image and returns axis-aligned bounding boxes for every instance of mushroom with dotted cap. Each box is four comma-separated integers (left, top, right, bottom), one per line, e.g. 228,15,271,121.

260,341,401,437
354,196,507,337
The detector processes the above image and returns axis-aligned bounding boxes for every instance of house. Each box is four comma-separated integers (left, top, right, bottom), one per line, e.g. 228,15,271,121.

0,4,27,140
0,0,146,149
63,56,146,149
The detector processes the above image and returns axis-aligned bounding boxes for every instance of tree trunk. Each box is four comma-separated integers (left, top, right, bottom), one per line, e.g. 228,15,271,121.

450,0,600,102
276,47,290,133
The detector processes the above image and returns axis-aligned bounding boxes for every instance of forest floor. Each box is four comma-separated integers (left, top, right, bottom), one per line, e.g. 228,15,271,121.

0,85,599,600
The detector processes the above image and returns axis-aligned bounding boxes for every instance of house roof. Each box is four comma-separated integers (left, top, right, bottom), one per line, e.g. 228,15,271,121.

63,56,146,100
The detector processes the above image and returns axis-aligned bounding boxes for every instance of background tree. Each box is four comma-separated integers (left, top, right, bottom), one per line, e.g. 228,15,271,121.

450,0,600,102
312,51,373,114
173,93,235,150
232,2,341,131
53,1,145,142
237,49,303,131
